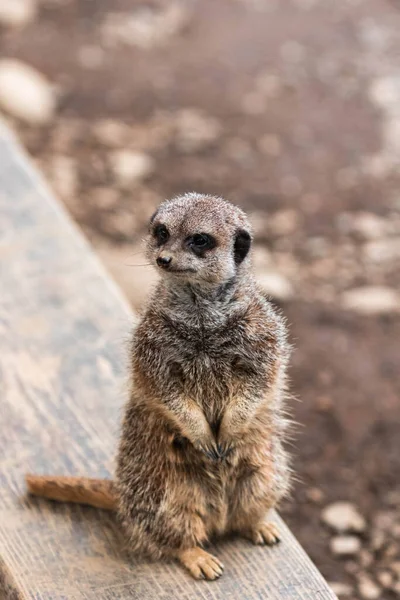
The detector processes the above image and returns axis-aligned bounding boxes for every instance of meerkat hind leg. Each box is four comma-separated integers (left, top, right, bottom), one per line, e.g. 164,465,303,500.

244,521,281,546
177,547,224,580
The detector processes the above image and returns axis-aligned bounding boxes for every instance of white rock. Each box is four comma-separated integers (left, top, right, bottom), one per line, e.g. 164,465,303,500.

351,212,388,239
322,502,366,533
0,0,36,28
341,287,400,315
111,150,154,187
269,209,299,236
358,577,381,600
93,119,129,147
330,535,361,556
328,582,353,597
256,272,293,300
101,4,189,50
175,109,221,153
0,59,56,124
377,571,393,588
364,239,400,263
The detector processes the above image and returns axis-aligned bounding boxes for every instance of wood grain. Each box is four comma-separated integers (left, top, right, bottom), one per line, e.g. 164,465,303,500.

0,123,337,599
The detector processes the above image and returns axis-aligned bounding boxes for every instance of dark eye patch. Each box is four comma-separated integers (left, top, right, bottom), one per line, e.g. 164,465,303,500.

186,233,217,256
153,224,170,246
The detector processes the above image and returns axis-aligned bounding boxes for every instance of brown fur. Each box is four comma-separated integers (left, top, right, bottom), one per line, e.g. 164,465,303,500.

26,193,292,580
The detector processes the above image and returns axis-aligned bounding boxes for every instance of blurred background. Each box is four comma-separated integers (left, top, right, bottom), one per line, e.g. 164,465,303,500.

1,0,399,598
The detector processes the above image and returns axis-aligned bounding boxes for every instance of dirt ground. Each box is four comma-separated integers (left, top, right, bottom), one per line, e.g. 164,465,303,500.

1,0,400,597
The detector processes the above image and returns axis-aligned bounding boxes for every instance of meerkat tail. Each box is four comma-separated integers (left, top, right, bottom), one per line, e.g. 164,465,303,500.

25,474,117,510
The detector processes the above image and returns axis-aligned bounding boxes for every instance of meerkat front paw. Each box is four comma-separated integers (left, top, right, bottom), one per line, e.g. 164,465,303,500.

193,439,220,461
245,522,281,546
178,547,224,580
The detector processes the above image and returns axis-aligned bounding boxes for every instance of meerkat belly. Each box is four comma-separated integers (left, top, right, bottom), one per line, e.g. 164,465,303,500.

181,350,237,421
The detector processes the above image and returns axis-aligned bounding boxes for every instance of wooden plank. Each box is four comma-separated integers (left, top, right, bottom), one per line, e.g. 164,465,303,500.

0,123,337,600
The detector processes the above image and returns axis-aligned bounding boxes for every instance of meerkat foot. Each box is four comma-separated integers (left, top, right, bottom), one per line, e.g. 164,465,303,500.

245,521,281,546
177,547,224,580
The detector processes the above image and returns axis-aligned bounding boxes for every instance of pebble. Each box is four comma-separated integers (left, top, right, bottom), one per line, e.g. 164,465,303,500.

321,502,366,533
269,209,299,236
328,582,353,597
101,4,189,50
341,286,400,315
0,0,36,28
256,272,293,300
330,535,361,556
377,571,393,588
306,487,325,504
358,576,381,600
0,59,56,124
111,150,154,187
351,212,388,239
93,119,130,148
175,108,221,153
364,238,400,263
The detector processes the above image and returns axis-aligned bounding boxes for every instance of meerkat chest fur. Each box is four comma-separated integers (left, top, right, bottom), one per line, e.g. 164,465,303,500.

133,276,284,432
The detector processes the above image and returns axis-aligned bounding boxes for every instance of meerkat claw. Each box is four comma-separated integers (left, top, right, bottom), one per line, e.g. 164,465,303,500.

246,522,281,546
178,547,224,581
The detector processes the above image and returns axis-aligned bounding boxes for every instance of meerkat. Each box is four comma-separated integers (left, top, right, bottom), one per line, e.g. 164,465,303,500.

26,193,292,581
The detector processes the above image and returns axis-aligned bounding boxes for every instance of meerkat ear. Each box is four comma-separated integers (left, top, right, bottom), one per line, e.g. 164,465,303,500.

234,229,251,264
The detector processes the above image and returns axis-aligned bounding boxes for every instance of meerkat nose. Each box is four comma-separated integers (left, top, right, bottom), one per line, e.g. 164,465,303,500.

156,255,172,269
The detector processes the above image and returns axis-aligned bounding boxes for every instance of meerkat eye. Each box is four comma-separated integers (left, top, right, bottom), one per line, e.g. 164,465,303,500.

187,233,216,255
154,224,170,245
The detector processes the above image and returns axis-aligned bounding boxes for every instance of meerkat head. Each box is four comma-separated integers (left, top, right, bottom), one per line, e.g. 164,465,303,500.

145,193,252,286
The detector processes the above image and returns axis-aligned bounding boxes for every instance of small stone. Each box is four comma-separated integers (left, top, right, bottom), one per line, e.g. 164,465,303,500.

255,72,282,98
391,561,400,575
364,239,400,263
93,119,129,147
330,535,361,556
322,502,366,533
328,582,353,597
111,150,154,187
0,0,36,28
256,272,293,300
359,550,373,568
175,109,221,153
358,576,381,600
101,4,189,50
0,59,56,124
377,571,393,588
306,487,325,504
269,209,299,236
341,286,400,315
350,212,388,239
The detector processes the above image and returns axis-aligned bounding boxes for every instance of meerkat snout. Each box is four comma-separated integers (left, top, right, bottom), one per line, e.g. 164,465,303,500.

156,255,172,269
